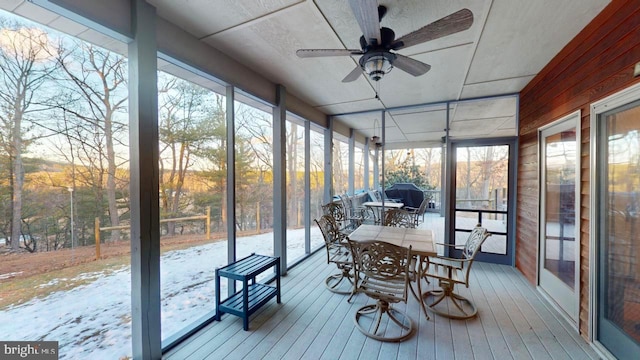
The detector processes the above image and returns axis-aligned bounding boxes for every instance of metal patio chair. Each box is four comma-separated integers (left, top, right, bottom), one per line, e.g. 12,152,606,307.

347,239,415,342
314,215,355,294
421,224,491,319
382,208,416,228
404,197,430,227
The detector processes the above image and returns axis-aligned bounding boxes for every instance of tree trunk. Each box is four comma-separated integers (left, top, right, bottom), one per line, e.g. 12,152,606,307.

105,111,121,242
465,147,471,208
481,147,494,209
287,123,298,227
10,104,24,250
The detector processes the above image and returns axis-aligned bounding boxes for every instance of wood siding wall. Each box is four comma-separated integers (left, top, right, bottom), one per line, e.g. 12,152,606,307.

517,0,640,340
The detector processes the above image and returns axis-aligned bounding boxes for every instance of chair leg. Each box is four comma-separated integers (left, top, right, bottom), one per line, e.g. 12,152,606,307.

353,300,415,342
423,279,478,320
325,266,354,295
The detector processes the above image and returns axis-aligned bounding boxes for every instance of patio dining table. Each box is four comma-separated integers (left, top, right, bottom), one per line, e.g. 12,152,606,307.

347,224,436,319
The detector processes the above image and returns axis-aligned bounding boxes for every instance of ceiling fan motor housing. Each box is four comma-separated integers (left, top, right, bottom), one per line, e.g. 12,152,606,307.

360,27,396,49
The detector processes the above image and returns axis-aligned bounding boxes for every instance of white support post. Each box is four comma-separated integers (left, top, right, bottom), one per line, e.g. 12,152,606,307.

128,0,160,358
226,85,236,296
273,85,287,275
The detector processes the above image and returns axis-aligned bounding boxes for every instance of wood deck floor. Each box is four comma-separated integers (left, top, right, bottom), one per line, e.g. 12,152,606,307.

164,249,600,360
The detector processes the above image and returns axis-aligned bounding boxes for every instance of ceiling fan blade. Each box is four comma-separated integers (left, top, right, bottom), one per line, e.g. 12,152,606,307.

393,8,473,50
393,54,431,77
296,49,362,58
342,65,363,83
348,0,381,45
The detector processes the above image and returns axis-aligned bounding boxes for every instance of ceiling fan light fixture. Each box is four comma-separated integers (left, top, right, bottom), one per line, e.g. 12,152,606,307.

362,53,394,81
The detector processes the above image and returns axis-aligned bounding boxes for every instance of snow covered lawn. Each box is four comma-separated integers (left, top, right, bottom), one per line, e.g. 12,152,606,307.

0,227,322,359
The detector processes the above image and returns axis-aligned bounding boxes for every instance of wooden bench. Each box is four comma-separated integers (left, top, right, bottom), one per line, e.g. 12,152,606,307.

214,253,281,330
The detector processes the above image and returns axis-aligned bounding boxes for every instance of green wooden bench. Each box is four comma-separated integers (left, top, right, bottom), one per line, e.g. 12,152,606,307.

214,253,281,330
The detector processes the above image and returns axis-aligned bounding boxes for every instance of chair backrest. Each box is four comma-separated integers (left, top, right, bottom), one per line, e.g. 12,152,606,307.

347,240,411,301
337,193,350,208
368,190,381,202
314,215,342,247
462,225,491,260
383,208,415,228
322,202,346,222
416,197,429,214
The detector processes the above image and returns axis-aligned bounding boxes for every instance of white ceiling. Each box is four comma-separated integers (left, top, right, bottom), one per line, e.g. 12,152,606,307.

3,0,610,147
147,0,609,146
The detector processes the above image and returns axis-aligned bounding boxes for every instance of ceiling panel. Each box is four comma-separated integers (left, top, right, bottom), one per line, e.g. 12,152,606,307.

393,110,446,133
47,15,87,36
383,126,407,142
204,1,375,108
497,117,517,131
76,28,128,55
13,1,57,24
333,111,381,131
452,96,517,121
449,117,509,138
375,43,474,108
149,0,303,38
389,103,448,115
466,0,609,84
315,98,382,116
461,75,534,98
405,131,445,143
0,1,21,12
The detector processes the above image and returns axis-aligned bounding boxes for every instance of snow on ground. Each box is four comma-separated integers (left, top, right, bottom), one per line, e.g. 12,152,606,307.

0,227,323,359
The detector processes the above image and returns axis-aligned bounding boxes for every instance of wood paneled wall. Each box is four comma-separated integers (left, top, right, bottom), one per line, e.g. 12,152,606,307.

517,0,640,340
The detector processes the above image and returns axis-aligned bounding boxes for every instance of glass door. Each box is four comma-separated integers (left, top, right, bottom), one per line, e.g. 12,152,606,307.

539,113,580,324
596,99,640,359
449,140,515,264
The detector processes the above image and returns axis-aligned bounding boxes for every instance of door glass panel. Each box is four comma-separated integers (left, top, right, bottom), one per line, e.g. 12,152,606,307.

544,129,577,289
455,145,509,255
602,103,640,346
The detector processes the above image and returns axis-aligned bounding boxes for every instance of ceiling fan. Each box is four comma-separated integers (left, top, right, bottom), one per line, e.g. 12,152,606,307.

296,0,473,82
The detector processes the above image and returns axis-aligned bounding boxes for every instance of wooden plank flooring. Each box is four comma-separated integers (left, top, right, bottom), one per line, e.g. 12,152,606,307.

164,250,600,360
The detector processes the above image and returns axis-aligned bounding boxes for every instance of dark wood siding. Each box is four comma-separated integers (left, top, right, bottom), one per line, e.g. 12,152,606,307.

517,0,640,340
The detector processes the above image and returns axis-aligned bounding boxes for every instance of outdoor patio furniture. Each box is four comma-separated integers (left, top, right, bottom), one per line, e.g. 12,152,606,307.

347,239,415,342
382,208,416,228
322,200,359,233
338,194,369,226
404,198,430,227
214,253,281,330
421,224,491,319
362,201,404,224
314,215,355,294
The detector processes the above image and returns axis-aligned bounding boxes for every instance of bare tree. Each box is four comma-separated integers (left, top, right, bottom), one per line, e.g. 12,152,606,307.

158,75,222,235
332,139,347,194
0,20,59,250
53,41,128,242
235,104,274,230
286,122,303,227
309,130,325,217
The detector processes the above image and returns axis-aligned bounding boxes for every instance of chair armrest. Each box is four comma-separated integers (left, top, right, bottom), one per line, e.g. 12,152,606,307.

426,256,466,270
435,242,465,248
